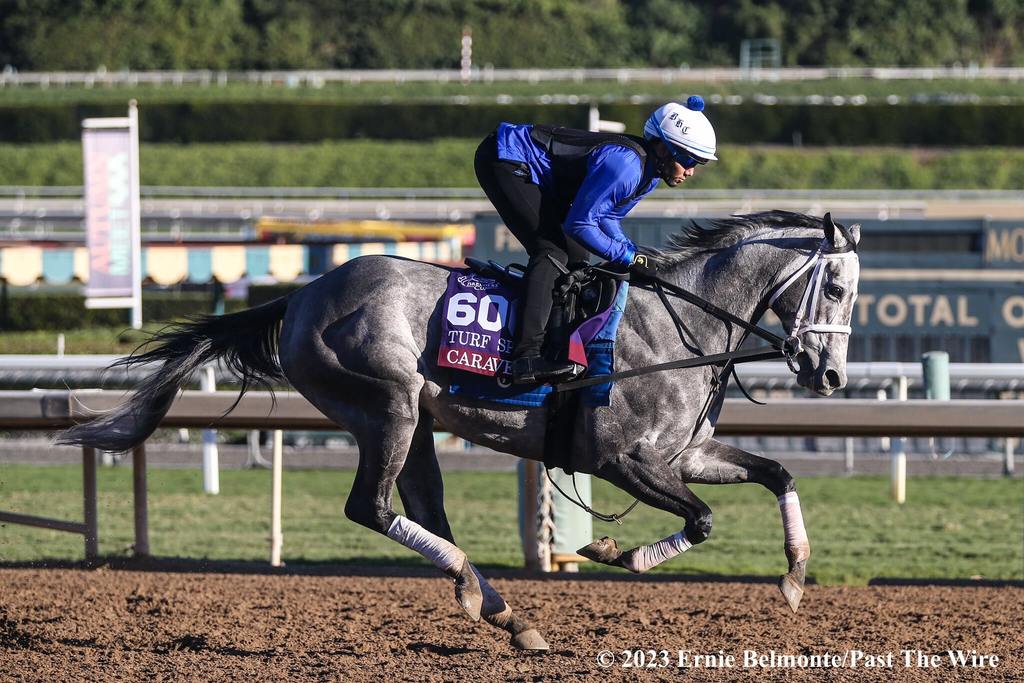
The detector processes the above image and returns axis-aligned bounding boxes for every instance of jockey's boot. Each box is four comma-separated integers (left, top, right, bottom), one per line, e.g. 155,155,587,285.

511,355,577,385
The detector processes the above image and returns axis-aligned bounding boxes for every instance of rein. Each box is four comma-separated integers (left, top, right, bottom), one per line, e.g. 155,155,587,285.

547,233,858,523
553,276,787,393
555,236,855,392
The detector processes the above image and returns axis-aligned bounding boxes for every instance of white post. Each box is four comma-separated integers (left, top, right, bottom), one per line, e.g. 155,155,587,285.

460,27,472,84
890,376,908,504
270,429,284,567
844,437,855,474
127,100,143,329
200,365,219,494
1006,438,1017,477
588,105,626,133
876,388,890,452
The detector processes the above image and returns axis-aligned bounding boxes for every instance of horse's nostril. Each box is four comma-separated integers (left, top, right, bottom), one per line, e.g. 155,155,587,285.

824,369,841,389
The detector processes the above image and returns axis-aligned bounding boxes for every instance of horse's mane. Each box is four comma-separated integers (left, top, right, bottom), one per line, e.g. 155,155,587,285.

647,210,826,266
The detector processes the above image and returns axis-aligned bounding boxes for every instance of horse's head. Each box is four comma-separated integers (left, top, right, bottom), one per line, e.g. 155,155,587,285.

768,213,860,396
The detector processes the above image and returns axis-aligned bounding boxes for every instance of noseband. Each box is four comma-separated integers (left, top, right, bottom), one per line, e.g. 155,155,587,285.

767,238,858,371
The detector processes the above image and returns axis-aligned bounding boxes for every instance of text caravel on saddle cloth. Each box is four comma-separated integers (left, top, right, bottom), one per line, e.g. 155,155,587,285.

437,269,628,407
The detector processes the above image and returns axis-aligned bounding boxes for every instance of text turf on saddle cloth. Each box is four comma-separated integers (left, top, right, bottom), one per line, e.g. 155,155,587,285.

437,272,518,378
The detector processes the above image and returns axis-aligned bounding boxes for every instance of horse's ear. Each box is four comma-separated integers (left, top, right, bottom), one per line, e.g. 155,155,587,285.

823,212,858,252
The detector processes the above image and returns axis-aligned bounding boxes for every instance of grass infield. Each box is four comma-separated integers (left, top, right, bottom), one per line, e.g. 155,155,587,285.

0,465,1020,584
0,327,162,355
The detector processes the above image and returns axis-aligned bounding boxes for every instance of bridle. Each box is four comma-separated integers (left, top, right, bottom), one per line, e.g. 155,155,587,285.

766,235,859,371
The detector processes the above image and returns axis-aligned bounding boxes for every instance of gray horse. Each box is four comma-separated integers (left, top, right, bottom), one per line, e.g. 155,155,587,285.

61,210,861,651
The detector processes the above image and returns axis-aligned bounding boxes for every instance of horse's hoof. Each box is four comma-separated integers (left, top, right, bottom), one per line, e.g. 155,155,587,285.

577,537,623,566
511,628,550,651
778,573,804,613
454,559,482,621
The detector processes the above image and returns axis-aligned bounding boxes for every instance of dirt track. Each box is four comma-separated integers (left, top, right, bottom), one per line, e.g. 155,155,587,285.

1,566,1021,682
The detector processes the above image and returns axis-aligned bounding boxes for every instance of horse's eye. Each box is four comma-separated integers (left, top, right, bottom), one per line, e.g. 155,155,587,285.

826,284,845,300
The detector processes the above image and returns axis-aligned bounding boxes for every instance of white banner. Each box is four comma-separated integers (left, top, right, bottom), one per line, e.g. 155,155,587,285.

82,101,142,327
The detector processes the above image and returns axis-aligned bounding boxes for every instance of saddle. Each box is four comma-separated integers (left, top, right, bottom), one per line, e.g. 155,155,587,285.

464,257,626,474
463,256,624,366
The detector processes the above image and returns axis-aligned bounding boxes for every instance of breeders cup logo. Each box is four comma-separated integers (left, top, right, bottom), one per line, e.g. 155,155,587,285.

457,274,500,291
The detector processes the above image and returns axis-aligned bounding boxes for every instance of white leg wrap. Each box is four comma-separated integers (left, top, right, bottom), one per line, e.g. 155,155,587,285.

386,515,465,574
778,492,809,547
621,531,692,573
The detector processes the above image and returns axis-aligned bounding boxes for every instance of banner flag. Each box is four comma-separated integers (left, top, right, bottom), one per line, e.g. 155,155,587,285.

82,101,142,327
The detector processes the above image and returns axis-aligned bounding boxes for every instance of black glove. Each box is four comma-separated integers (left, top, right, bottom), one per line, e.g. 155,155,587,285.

628,253,660,279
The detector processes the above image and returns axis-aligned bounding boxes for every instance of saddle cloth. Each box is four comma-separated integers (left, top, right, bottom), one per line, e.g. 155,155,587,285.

438,267,628,407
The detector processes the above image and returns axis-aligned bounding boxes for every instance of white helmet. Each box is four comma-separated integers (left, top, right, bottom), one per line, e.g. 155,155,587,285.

643,96,717,162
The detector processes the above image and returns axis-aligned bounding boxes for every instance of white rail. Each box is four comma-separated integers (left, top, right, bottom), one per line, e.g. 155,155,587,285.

738,362,1024,388
3,186,1023,202
2,356,1019,389
4,66,1024,88
0,390,1019,564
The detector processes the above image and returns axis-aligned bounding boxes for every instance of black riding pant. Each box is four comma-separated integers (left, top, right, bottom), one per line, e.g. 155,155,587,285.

474,133,588,358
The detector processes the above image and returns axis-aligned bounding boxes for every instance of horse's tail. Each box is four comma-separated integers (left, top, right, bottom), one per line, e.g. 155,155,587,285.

58,294,292,452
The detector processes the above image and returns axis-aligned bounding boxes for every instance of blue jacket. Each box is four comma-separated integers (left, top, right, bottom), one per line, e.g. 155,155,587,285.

496,122,660,266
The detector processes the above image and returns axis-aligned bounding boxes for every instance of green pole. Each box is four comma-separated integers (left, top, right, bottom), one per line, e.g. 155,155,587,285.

548,468,592,570
922,350,953,468
921,351,950,401
517,462,593,572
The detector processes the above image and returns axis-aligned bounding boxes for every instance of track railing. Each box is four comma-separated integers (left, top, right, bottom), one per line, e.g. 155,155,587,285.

1,389,1021,563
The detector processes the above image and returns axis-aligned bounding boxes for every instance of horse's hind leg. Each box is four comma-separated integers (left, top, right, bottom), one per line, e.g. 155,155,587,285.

579,455,713,573
330,399,483,622
674,438,809,612
395,414,548,651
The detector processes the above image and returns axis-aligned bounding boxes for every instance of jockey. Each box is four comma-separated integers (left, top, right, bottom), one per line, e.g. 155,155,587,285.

474,96,718,384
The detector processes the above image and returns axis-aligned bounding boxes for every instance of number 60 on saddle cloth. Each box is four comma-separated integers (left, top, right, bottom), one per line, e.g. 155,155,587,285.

437,269,629,408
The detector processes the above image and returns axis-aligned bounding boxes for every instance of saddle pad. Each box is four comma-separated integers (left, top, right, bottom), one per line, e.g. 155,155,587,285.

437,271,517,377
439,269,629,407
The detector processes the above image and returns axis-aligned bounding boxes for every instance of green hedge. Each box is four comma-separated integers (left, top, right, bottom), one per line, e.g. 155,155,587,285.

0,291,249,332
4,140,1024,190
246,284,302,307
3,101,1024,146
4,78,1024,107
0,102,580,143
0,140,483,187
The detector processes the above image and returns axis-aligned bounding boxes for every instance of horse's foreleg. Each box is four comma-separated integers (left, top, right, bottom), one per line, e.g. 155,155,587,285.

396,415,548,650
674,439,809,612
579,456,711,573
